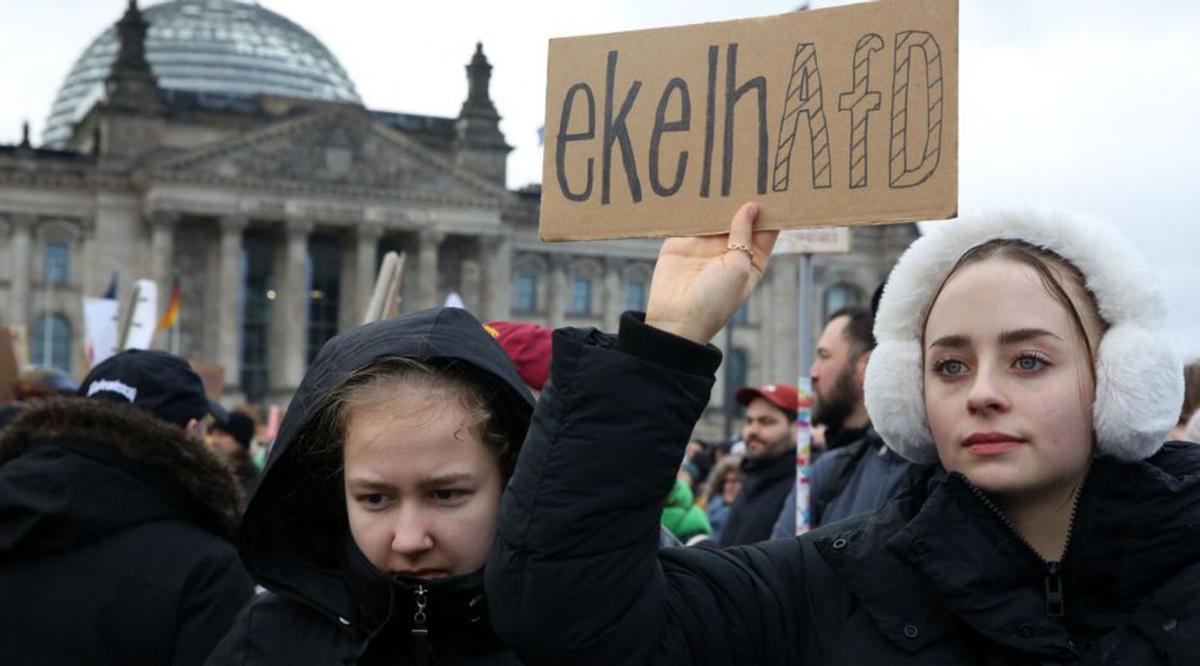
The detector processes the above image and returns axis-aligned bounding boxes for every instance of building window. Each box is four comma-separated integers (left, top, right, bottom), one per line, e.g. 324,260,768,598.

514,272,537,313
570,276,593,315
240,230,273,402
823,282,862,321
44,242,69,285
732,301,750,325
626,279,647,312
32,313,72,373
307,233,342,364
726,346,749,415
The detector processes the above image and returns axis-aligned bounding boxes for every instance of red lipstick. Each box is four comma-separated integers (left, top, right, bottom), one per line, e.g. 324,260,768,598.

962,432,1026,456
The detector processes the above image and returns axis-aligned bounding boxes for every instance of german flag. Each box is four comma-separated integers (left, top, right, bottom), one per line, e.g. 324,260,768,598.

156,277,182,332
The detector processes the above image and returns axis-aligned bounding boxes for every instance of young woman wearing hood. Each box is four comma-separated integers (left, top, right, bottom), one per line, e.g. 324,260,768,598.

485,203,1200,664
208,307,534,665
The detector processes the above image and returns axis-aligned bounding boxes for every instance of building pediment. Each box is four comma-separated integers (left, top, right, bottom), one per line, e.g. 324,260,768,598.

149,108,507,204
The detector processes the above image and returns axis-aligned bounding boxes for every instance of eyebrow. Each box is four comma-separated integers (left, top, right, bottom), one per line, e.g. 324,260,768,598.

419,473,476,489
928,328,1063,349
998,328,1062,345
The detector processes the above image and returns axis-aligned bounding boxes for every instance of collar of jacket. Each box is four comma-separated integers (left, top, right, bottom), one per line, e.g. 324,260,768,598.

740,446,796,477
336,535,502,654
814,443,1200,658
0,397,243,549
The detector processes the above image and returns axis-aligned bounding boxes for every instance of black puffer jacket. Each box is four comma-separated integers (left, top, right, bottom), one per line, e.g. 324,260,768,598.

0,398,253,666
719,445,794,546
487,314,1200,665
208,308,533,665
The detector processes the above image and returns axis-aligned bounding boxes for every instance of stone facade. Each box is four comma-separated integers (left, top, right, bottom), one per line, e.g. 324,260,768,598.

0,1,919,440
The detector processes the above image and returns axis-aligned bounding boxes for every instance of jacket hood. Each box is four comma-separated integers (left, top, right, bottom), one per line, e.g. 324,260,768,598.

239,307,535,623
0,398,243,558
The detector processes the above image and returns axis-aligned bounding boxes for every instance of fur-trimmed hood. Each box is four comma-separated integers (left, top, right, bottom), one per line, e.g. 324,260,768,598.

866,209,1184,463
0,397,244,557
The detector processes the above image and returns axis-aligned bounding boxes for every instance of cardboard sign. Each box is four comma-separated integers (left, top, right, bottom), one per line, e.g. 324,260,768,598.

541,0,957,241
775,227,853,255
83,297,120,367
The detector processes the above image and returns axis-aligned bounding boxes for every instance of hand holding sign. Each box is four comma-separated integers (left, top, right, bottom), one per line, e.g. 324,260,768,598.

646,202,778,345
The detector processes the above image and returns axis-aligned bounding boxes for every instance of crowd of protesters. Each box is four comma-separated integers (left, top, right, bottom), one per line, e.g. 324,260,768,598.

0,201,1197,664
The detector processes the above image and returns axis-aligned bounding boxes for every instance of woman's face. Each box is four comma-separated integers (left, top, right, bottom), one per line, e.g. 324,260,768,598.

343,387,503,579
722,471,742,504
923,258,1098,505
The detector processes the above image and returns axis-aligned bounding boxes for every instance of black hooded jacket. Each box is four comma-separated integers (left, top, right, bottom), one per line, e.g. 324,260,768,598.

0,398,253,666
486,313,1200,665
208,308,534,665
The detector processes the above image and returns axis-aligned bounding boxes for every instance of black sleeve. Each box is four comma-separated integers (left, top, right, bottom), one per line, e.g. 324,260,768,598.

486,314,806,665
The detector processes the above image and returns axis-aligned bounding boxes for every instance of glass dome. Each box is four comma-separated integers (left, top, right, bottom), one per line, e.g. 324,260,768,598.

43,0,362,147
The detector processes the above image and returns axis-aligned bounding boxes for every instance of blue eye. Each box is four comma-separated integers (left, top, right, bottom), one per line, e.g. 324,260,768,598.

1015,354,1048,371
934,359,967,376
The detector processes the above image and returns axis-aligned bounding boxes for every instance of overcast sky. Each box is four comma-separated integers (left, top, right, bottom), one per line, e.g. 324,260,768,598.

0,0,1196,359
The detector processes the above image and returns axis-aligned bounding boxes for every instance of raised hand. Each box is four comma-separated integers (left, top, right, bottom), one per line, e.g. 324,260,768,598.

645,202,778,345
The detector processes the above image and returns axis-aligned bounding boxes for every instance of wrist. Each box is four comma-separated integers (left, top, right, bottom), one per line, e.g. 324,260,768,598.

644,317,710,345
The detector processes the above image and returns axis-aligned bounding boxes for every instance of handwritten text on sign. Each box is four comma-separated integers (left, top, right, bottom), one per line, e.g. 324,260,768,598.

541,0,957,241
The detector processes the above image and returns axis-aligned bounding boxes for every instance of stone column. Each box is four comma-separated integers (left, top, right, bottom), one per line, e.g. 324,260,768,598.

417,228,444,310
479,234,512,321
217,216,246,389
602,257,622,332
548,254,568,328
460,252,481,313
7,214,34,327
274,220,311,392
352,223,383,325
148,210,178,293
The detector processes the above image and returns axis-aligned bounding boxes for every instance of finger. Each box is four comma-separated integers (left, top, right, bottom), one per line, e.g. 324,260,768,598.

727,202,759,249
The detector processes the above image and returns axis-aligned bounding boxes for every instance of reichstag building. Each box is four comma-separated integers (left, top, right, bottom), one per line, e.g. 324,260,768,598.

0,0,916,436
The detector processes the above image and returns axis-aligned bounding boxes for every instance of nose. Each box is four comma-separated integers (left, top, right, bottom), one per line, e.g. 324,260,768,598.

390,504,435,557
966,363,1010,416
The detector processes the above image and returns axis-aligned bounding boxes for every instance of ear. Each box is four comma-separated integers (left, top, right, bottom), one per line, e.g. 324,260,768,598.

855,350,872,386
185,418,202,440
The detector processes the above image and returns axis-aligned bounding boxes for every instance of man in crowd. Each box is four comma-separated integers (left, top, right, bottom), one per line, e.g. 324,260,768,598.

774,304,913,536
0,349,253,665
720,383,799,546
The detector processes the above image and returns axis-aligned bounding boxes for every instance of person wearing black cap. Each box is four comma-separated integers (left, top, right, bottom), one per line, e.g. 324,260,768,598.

210,411,260,496
0,349,253,666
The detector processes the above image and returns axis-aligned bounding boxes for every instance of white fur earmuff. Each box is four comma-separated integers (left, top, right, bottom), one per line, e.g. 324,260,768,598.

864,210,1184,463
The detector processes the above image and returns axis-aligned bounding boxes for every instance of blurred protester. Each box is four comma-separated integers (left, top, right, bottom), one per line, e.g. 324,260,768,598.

486,205,1198,665
0,403,26,430
661,477,713,545
719,383,798,546
210,411,261,496
1184,408,1200,444
208,308,534,665
13,366,77,402
1167,360,1200,441
0,349,252,666
703,454,743,543
485,320,551,398
773,303,914,537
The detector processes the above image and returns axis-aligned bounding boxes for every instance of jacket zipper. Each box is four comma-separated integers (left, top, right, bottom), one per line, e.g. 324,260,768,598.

961,471,1087,619
412,584,430,666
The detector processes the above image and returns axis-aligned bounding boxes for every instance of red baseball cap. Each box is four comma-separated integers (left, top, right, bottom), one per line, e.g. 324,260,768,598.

483,321,552,391
735,383,800,413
